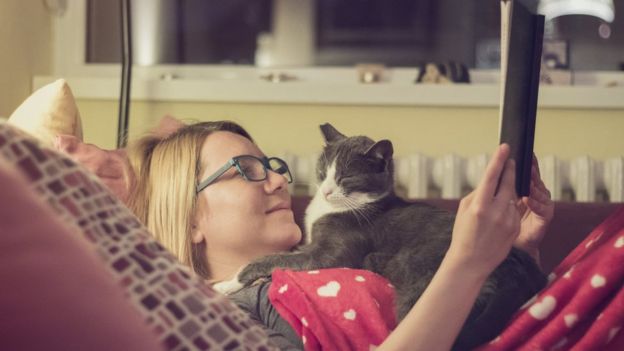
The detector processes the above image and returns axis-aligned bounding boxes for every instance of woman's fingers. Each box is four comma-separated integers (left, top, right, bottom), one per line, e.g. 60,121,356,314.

529,167,551,203
495,158,518,206
531,183,551,203
532,153,541,176
475,144,511,203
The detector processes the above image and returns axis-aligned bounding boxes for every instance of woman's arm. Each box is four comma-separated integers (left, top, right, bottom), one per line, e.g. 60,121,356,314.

379,144,523,351
229,282,304,350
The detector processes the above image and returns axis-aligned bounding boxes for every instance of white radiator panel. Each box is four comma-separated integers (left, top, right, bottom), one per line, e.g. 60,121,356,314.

281,153,624,203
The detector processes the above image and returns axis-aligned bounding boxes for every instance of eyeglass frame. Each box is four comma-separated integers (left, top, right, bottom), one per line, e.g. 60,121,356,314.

196,154,293,193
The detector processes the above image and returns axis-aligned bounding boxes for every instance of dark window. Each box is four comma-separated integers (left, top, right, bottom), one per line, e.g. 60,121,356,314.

85,0,623,70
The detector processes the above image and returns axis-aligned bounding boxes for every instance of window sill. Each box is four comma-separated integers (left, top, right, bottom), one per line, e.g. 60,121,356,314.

34,73,624,109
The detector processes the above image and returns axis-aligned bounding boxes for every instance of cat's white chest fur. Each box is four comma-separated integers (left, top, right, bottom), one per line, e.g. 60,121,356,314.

305,192,338,243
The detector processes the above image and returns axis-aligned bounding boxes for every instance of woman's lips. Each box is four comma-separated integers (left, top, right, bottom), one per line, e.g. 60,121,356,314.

266,202,291,214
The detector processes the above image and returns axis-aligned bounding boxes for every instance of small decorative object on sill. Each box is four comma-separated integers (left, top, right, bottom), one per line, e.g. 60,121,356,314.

159,73,179,81
540,40,572,85
356,63,387,84
540,68,573,85
415,61,470,84
259,72,298,83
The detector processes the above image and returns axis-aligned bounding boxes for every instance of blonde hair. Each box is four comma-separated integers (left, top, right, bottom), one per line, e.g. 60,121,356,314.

127,121,253,279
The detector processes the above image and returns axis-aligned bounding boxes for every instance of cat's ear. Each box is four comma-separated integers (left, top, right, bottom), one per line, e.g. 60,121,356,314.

320,123,346,144
365,139,394,161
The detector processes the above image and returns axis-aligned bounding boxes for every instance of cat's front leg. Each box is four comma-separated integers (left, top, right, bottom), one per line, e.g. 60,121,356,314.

237,250,319,287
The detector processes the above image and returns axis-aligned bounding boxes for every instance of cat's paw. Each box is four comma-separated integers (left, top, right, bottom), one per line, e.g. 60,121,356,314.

212,278,244,295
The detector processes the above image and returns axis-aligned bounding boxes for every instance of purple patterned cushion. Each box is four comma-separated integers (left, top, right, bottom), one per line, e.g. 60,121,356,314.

0,157,162,351
0,122,275,350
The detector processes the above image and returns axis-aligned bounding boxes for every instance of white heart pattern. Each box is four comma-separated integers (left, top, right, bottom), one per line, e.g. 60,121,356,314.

489,336,501,345
564,313,578,328
355,275,366,282
564,266,575,279
520,295,538,310
591,274,607,288
301,317,309,327
317,281,341,297
608,327,621,343
343,309,357,320
278,284,288,294
547,273,557,284
529,295,557,320
615,236,624,248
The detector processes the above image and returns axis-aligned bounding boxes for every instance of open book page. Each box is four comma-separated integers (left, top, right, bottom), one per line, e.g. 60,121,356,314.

499,0,512,133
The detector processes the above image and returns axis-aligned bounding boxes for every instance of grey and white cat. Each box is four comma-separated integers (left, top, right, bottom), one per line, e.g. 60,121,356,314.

238,123,546,350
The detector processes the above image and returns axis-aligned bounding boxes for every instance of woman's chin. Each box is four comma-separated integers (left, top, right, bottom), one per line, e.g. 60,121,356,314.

276,224,303,250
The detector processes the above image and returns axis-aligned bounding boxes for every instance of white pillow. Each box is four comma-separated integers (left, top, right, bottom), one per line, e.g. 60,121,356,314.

8,79,83,146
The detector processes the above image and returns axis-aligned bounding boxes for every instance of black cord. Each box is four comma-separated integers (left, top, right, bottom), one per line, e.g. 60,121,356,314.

118,0,132,148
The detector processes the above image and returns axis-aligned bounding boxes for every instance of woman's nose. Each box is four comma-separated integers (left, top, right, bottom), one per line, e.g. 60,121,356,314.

265,169,288,193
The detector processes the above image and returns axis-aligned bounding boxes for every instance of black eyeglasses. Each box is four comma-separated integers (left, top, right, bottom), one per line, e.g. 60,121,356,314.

196,155,293,193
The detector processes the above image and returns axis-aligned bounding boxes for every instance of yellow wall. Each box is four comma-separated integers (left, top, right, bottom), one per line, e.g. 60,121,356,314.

0,1,52,117
76,99,624,160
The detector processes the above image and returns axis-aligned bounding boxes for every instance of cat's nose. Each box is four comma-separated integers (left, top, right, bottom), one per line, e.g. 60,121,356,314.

322,187,334,198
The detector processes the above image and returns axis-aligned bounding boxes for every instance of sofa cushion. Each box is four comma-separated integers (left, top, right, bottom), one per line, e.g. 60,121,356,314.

0,157,162,351
7,79,83,147
0,122,275,350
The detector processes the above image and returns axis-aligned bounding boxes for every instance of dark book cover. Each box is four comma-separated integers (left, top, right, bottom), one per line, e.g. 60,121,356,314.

499,0,545,196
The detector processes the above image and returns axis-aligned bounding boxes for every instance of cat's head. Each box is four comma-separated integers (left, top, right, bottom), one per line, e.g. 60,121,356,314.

315,123,394,207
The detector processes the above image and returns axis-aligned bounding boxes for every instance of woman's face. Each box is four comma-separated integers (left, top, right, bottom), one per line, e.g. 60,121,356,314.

193,131,302,269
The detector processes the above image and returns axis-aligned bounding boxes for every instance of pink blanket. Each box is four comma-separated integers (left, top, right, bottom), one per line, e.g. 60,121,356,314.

478,206,624,351
269,268,397,350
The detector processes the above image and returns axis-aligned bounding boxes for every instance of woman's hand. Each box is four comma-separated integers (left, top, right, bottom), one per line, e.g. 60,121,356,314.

447,143,522,277
514,155,555,264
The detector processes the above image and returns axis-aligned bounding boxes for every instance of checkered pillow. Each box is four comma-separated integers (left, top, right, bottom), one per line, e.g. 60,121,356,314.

0,122,276,351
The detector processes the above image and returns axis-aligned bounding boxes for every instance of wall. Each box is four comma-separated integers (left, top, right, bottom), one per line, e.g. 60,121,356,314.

76,99,624,161
0,1,53,117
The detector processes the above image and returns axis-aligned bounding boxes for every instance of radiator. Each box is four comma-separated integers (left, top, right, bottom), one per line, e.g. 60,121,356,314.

281,153,624,203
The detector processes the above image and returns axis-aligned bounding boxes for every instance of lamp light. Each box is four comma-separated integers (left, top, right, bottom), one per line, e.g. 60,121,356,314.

538,0,615,22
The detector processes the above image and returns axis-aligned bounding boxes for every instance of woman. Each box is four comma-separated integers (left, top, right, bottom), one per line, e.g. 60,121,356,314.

128,120,553,350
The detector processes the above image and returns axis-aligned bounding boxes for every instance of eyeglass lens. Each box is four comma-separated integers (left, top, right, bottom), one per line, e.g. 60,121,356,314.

236,156,291,182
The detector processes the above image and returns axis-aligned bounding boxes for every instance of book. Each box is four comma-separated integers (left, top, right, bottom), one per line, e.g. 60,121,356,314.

498,0,545,197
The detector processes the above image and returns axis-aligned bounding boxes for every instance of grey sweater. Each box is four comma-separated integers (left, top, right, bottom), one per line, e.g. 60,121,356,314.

229,281,304,350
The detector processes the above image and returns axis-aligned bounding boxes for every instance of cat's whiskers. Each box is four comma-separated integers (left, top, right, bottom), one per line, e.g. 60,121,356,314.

342,196,374,228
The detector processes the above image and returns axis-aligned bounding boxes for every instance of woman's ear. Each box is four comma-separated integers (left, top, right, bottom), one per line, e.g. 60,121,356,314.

191,223,205,244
